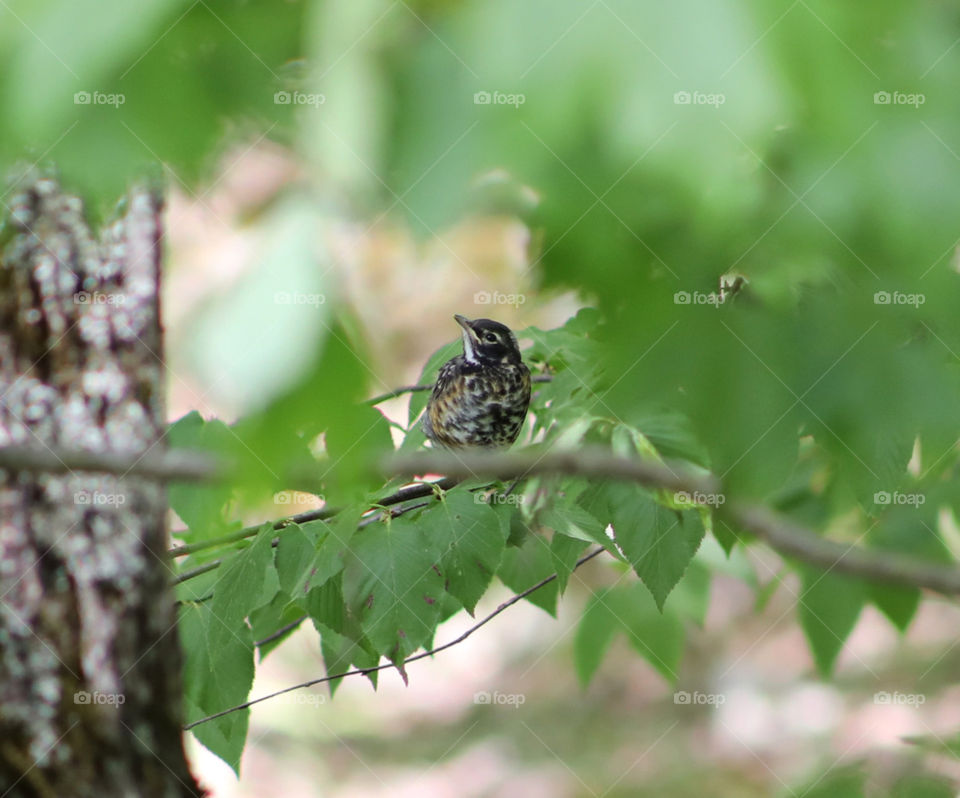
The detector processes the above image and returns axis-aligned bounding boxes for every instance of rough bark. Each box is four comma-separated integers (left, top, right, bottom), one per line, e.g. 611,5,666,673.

0,175,203,796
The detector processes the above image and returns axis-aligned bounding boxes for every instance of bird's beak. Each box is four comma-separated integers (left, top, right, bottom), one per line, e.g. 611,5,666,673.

454,314,479,362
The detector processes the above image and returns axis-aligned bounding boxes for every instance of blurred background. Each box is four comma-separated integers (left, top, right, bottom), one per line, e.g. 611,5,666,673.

4,0,960,793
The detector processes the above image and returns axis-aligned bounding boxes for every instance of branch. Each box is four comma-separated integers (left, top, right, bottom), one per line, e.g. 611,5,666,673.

183,546,605,730
0,444,220,481
386,448,717,495
386,449,960,596
169,478,460,585
733,505,960,595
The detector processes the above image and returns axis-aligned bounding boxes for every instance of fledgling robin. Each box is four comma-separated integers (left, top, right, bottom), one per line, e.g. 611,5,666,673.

422,315,531,449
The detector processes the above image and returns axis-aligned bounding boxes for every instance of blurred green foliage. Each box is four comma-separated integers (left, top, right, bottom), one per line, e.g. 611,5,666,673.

3,0,960,794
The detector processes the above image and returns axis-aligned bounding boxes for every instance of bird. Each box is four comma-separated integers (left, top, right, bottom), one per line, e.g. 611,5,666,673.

422,315,531,449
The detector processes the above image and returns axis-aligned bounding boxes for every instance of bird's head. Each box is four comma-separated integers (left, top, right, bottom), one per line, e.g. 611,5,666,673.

454,314,522,366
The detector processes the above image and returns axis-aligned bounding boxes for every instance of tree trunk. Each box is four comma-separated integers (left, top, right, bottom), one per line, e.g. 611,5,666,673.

0,175,203,797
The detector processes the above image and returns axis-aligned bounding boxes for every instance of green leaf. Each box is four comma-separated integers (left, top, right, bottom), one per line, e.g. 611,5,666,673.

342,514,445,664
891,772,956,798
180,602,254,774
868,582,919,633
167,412,237,540
665,559,711,625
574,583,684,686
208,524,278,662
436,491,506,614
498,533,559,616
249,593,306,660
793,764,866,798
274,522,322,598
304,573,346,634
603,484,705,610
798,567,866,676
539,490,608,546
317,623,381,695
550,533,589,594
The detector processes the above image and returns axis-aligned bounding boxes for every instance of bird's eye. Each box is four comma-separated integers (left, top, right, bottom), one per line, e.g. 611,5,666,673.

484,332,497,343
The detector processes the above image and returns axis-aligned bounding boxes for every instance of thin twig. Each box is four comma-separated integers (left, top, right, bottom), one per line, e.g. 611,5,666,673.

183,547,605,730
169,477,459,559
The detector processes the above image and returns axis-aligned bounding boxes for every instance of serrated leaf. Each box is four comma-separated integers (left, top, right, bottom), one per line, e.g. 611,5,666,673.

436,491,505,614
498,533,559,616
180,603,254,774
316,622,381,695
305,573,346,633
167,412,237,539
603,484,705,609
343,515,444,663
249,592,306,660
550,533,588,594
275,522,321,597
868,582,919,633
207,525,278,663
798,567,866,676
574,583,684,686
665,559,710,625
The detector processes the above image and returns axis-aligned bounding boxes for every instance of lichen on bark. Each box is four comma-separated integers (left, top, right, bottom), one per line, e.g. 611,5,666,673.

0,174,203,797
